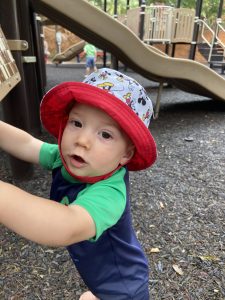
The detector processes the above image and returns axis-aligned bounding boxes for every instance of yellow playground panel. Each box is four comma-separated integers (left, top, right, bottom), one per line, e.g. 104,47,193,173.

0,26,21,102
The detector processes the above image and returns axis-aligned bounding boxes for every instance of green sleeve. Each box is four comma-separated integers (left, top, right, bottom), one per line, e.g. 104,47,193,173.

73,168,127,241
39,142,62,170
39,143,127,241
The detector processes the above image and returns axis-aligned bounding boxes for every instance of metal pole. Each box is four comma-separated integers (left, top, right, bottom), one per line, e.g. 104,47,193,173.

114,0,118,19
111,0,119,70
171,0,182,57
217,0,224,18
189,0,203,60
103,0,107,67
103,0,107,12
213,0,224,73
0,0,33,179
139,0,146,40
126,0,130,11
176,0,182,8
31,13,47,96
17,0,42,133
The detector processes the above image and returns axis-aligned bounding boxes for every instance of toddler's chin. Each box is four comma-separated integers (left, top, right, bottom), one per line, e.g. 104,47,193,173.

72,169,109,179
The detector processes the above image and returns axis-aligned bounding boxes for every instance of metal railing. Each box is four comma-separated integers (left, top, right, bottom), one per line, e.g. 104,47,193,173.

198,19,215,61
215,19,225,56
198,18,225,62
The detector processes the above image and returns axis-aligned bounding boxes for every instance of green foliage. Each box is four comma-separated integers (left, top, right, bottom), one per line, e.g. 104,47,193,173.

87,0,139,15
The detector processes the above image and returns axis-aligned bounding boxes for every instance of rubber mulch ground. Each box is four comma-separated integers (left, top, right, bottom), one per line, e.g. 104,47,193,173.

1,64,225,300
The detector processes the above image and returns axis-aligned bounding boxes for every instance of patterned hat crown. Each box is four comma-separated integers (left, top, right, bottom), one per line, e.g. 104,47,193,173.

84,68,153,127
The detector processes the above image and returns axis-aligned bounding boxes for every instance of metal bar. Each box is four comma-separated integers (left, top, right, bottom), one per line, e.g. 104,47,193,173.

154,82,164,119
7,39,28,51
217,0,224,18
114,0,118,19
31,13,47,95
112,0,118,69
103,0,107,67
139,0,146,40
17,0,42,133
189,0,203,59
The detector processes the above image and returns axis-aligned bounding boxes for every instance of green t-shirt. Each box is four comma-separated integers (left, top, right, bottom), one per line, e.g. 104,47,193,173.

39,143,127,240
84,43,96,57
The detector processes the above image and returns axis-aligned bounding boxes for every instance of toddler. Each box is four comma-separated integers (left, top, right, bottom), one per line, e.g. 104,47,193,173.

0,68,157,299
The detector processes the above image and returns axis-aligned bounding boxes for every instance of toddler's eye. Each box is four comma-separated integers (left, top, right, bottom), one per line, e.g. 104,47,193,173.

101,131,112,139
73,120,82,128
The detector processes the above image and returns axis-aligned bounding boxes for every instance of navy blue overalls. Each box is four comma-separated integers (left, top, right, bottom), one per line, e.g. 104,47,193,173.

50,167,149,300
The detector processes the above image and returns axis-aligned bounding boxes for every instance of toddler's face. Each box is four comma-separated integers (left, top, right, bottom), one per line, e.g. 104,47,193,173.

61,103,134,178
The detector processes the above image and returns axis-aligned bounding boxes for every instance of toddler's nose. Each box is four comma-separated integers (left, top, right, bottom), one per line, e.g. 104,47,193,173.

75,130,92,148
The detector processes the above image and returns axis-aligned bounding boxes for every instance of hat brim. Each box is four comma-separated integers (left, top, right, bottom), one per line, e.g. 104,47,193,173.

40,82,157,171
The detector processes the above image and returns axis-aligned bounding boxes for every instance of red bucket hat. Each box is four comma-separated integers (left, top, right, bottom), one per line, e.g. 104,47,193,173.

40,68,157,173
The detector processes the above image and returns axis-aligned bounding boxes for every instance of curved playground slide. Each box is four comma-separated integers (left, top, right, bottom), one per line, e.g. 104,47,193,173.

31,0,225,101
52,40,85,64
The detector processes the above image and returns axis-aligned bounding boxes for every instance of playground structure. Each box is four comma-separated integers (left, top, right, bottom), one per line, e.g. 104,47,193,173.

120,4,225,71
51,40,85,64
0,0,225,178
30,0,225,100
51,39,105,65
0,27,21,102
45,2,225,72
124,6,196,44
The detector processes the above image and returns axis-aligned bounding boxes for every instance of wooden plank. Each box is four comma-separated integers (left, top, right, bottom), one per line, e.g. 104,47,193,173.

0,26,21,102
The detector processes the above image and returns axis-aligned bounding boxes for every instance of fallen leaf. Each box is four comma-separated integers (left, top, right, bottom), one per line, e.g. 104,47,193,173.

184,137,194,142
149,247,160,253
45,249,54,254
172,264,184,275
199,255,220,262
159,202,165,209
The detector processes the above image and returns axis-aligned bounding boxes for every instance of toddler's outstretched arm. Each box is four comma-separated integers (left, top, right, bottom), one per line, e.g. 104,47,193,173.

0,181,96,246
0,121,43,164
0,121,96,247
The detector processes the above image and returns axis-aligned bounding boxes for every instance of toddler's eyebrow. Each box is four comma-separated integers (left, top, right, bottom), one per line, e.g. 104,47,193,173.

69,111,80,117
100,121,120,129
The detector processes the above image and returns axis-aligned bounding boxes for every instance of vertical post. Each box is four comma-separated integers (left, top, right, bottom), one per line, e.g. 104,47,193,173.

111,0,119,70
189,0,203,60
17,0,42,133
213,0,224,72
103,0,107,67
31,13,47,97
139,0,146,41
176,0,182,8
0,0,33,179
171,0,182,57
126,0,130,11
103,0,107,12
114,0,118,19
217,0,224,18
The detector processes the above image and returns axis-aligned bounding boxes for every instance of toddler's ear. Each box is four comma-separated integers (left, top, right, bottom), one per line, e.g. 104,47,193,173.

120,145,135,166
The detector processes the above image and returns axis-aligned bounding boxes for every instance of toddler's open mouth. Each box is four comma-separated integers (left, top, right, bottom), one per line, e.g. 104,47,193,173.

72,155,86,163
69,154,87,169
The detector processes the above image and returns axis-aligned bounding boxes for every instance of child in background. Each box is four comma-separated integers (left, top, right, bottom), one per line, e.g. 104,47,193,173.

0,68,157,300
83,42,98,77
43,39,50,63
